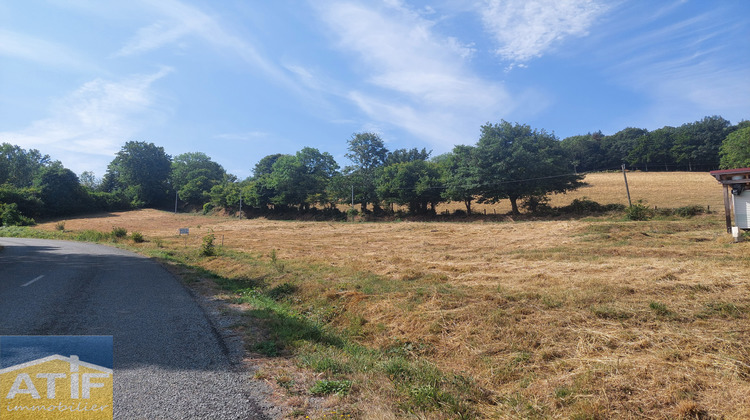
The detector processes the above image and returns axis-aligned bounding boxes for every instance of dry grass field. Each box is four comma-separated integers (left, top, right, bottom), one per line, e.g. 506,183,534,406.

435,171,724,214
32,172,750,419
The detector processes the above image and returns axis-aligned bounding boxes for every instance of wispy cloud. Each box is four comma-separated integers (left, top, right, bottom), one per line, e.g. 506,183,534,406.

0,68,172,174
599,5,750,127
0,29,93,71
114,0,289,85
312,1,516,149
479,0,608,64
214,131,269,142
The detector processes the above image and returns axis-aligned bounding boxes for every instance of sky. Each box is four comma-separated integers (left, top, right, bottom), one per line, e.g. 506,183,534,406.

1,0,749,180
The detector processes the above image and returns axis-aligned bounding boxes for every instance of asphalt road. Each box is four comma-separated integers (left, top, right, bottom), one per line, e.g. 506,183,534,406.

0,238,277,419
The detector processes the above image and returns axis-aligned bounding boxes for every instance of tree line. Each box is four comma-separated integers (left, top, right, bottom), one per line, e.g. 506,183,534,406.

1,115,748,225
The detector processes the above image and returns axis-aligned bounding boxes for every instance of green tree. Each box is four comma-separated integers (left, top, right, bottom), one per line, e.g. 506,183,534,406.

671,116,730,171
268,148,339,210
627,127,676,171
476,121,584,215
600,127,648,170
252,153,286,178
79,171,101,191
0,143,52,188
560,132,605,173
35,163,91,217
385,148,431,165
344,132,389,212
0,185,43,219
719,127,750,169
377,160,443,214
103,141,172,207
439,145,480,214
171,152,226,207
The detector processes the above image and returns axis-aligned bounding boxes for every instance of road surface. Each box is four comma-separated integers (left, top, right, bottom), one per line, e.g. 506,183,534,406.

0,238,277,419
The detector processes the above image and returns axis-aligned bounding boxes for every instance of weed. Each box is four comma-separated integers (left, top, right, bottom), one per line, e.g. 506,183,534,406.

76,230,110,242
267,283,297,300
310,379,352,396
649,301,673,317
254,340,278,356
698,302,743,319
275,374,294,391
270,249,285,272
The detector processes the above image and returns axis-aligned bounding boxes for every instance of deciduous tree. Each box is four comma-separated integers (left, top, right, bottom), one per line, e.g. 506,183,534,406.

103,141,172,207
476,121,584,215
719,127,750,169
344,132,388,212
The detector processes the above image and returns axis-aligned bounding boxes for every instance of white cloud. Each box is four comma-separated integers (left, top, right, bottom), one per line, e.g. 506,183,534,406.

114,0,288,85
600,6,750,128
214,132,269,142
313,1,517,150
479,0,608,64
0,68,172,174
0,29,92,71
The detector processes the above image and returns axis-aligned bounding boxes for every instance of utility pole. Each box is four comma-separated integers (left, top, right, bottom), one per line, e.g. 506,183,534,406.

622,164,632,207
238,195,242,219
174,191,178,214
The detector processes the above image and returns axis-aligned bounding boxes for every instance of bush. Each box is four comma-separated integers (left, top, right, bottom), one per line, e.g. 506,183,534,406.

200,233,216,256
55,221,65,231
131,231,144,243
0,203,35,226
202,202,215,215
674,205,705,218
112,226,127,238
626,203,653,221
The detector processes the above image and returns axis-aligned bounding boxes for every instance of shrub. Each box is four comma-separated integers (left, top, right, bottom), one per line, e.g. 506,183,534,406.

674,205,705,218
131,231,144,243
55,221,65,231
0,203,35,227
626,203,653,221
202,202,214,215
112,226,127,238
200,233,216,256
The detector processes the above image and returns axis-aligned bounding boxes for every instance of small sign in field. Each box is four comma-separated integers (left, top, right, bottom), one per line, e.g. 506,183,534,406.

178,228,189,235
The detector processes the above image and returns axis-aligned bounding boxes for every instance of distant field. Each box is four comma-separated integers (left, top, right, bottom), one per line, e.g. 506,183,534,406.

33,172,750,419
435,171,724,214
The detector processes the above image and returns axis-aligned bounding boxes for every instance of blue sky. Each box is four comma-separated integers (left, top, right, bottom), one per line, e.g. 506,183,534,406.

1,0,748,180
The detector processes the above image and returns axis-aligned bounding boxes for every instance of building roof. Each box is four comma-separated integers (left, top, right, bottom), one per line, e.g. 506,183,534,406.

709,168,750,183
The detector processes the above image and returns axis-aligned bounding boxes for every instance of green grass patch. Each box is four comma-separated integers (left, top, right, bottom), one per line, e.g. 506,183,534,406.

310,379,352,396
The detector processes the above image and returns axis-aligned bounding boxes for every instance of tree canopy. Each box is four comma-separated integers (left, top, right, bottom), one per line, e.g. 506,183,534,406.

0,114,745,224
719,127,750,169
476,121,584,214
103,141,172,208
171,152,226,207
